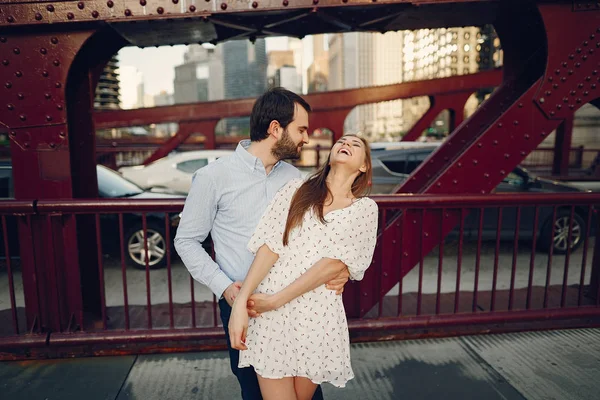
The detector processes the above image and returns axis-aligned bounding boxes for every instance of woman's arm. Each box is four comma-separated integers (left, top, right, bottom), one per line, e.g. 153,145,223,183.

229,244,278,350
248,257,347,314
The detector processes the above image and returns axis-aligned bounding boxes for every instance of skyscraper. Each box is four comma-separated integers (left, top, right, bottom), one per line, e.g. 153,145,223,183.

174,44,224,104
94,56,120,110
222,39,268,135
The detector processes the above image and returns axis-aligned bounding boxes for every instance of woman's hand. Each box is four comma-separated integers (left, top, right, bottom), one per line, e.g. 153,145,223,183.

228,303,249,350
247,293,278,315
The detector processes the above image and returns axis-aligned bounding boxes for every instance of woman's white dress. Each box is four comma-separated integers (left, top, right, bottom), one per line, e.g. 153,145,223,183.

238,178,379,387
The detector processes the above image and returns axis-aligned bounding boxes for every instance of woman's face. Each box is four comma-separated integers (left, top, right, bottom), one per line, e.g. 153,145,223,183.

329,135,368,174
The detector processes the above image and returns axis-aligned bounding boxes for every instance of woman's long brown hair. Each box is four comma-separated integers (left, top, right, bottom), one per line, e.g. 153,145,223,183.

282,134,372,246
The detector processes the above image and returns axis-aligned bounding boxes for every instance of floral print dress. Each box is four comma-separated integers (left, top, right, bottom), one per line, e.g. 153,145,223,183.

238,178,379,387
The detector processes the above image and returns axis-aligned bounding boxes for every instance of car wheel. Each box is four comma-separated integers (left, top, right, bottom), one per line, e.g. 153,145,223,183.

125,221,168,269
539,210,585,254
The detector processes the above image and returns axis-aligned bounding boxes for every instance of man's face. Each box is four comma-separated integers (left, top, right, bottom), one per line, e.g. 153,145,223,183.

271,104,309,161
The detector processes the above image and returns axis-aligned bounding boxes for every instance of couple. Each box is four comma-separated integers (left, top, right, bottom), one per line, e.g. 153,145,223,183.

175,88,378,400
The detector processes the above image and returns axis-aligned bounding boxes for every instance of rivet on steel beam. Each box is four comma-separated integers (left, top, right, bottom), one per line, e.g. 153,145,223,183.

524,134,530,140
383,272,388,277
592,34,596,40
587,76,592,81
563,97,569,103
550,111,556,116
484,173,489,178
584,41,589,47
40,48,47,54
539,97,545,103
55,82,62,88
577,48,582,53
42,70,49,77
49,143,56,148
403,252,409,257
504,153,510,159
59,131,65,137
7,104,14,110
44,93,51,99
47,5,55,12
477,142,483,148
19,114,26,121
17,93,24,100
35,13,43,21
457,162,462,167
57,104,63,110
13,48,20,55
46,115,52,121
53,60,60,67
436,183,441,187
51,38,58,45
555,69,560,75
576,63,582,68
570,105,575,110
561,77,567,82
518,103,523,108
221,3,227,10
553,84,559,89
157,7,164,14
24,142,30,148
569,54,575,59
562,62,568,67
313,0,319,4
500,170,505,175
497,122,503,128
452,180,458,185
592,83,597,89
520,151,526,156
125,9,132,16
584,55,589,60
568,70,574,75
7,16,14,23
513,120,519,126
67,12,74,19
579,83,585,88
92,11,99,18
173,0,179,3
189,5,196,11
1,60,8,66
9,131,15,137
584,91,590,96
140,0,147,5
556,104,562,110
0,37,6,43
473,160,478,165
283,0,289,5
493,140,498,145
545,90,551,96
78,2,85,10
4,82,11,89
252,1,258,8
108,1,114,7
15,71,22,78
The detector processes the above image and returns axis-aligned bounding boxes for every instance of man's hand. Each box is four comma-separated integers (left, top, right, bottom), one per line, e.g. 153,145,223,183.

223,281,242,307
325,267,350,295
247,293,277,316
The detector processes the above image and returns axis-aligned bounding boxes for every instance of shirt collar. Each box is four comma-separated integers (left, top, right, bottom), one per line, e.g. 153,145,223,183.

235,139,282,173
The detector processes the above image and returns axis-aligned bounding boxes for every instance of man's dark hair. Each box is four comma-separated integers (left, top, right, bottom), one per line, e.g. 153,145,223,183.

250,87,312,142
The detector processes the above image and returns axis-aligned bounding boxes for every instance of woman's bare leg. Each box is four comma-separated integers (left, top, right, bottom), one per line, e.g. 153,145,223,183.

257,375,297,400
294,377,318,400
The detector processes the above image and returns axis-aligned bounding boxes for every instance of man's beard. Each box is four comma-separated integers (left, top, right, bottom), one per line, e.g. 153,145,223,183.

271,129,302,160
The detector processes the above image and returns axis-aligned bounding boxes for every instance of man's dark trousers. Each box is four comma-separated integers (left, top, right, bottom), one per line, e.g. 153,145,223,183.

219,299,325,400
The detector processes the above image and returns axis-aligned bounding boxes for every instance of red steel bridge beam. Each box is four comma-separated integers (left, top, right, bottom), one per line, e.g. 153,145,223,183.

94,70,501,163
344,1,600,317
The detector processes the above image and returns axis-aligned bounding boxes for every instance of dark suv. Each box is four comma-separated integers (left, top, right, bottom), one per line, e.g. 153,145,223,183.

370,144,594,254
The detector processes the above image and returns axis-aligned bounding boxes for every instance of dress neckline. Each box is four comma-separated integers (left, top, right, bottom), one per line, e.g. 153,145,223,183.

323,197,365,219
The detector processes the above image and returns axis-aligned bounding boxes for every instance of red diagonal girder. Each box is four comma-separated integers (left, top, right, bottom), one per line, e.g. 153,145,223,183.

346,2,600,317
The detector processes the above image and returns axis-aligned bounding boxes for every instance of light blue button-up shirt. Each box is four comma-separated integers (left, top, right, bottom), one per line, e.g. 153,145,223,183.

174,140,302,298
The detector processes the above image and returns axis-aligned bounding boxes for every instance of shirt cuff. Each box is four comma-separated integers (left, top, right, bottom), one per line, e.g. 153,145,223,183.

209,272,234,300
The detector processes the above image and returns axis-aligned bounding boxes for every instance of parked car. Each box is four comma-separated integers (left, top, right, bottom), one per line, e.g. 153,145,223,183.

369,144,595,254
119,150,233,194
0,163,184,269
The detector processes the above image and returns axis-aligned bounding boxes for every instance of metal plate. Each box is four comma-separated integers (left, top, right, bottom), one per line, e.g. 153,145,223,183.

0,355,136,400
463,328,600,400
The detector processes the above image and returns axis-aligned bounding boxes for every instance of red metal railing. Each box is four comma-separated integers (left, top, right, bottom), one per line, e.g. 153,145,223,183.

523,146,600,172
0,193,599,357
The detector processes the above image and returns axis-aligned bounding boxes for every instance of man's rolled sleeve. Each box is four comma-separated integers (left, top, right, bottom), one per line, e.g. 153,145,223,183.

174,170,233,299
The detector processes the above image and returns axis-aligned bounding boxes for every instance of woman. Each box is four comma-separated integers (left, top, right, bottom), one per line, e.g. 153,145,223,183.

229,134,379,400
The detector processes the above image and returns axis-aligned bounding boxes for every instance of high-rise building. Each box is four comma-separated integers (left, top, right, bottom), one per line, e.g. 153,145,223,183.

272,66,302,94
174,44,224,104
95,56,120,110
307,35,329,93
222,39,268,135
402,26,502,137
327,32,404,140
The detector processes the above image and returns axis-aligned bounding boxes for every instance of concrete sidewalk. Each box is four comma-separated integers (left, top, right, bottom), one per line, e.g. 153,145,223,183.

1,328,599,400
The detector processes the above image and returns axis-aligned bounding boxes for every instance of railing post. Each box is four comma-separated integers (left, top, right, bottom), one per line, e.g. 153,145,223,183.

590,212,600,303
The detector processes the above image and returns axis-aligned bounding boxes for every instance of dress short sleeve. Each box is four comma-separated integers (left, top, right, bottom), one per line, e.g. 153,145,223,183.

247,178,303,255
325,198,379,281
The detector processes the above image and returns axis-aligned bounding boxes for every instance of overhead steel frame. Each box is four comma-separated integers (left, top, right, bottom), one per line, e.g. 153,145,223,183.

0,0,598,327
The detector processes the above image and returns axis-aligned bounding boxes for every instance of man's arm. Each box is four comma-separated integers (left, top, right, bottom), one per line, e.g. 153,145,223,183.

247,257,347,314
174,171,233,300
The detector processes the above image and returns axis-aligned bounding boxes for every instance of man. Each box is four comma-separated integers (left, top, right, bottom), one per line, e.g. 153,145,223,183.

175,87,350,400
